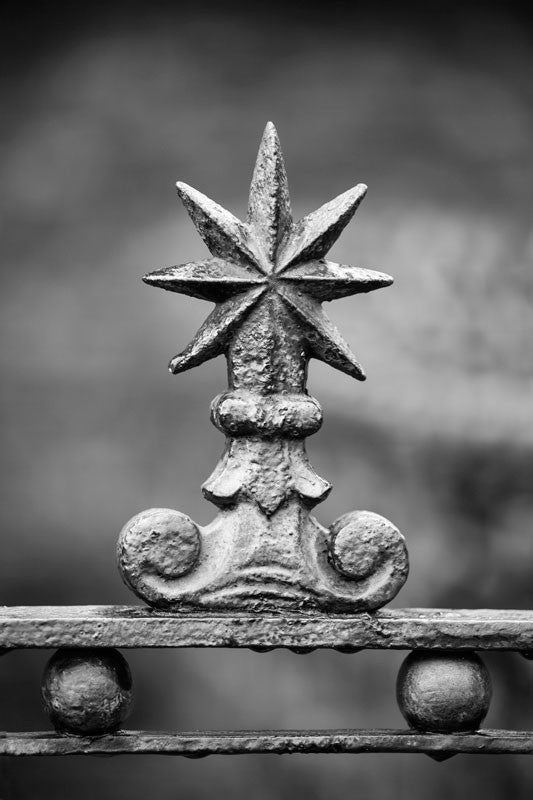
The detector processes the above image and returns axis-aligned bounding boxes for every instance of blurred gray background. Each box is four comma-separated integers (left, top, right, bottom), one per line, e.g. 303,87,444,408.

1,0,533,797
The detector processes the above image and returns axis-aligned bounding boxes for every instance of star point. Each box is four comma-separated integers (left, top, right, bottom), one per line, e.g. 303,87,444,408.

247,121,292,265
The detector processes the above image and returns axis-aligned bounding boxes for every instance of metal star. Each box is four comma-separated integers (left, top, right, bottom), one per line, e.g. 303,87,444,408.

144,122,392,381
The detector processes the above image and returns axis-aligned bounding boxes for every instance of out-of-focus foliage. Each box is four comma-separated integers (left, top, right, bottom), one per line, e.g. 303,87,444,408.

1,1,532,797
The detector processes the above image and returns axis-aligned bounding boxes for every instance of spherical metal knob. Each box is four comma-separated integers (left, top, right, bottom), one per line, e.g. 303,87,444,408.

42,648,133,735
396,651,492,733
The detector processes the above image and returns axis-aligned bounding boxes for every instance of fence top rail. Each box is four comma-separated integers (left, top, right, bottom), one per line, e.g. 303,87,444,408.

1,606,532,651
1,729,532,758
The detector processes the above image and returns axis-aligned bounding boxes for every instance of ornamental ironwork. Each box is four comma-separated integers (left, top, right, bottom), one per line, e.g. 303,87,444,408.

1,124,532,760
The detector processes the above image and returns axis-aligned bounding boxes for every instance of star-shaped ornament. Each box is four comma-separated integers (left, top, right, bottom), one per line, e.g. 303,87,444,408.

144,122,392,381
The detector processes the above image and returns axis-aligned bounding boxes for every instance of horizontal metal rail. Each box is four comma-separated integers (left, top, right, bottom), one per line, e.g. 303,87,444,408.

1,729,532,757
0,606,532,650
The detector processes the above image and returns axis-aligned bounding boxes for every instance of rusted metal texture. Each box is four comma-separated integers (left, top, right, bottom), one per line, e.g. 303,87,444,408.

1,730,532,758
0,607,532,651
118,122,409,613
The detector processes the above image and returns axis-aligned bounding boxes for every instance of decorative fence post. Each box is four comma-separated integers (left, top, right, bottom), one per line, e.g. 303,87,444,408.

0,123,532,759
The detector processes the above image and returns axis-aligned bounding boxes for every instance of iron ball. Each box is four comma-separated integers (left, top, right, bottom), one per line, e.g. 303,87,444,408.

396,650,492,733
42,648,133,735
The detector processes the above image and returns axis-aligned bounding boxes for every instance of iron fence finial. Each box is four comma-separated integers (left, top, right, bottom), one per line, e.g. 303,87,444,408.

117,123,409,612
